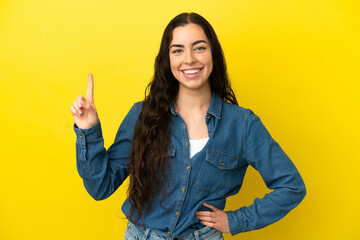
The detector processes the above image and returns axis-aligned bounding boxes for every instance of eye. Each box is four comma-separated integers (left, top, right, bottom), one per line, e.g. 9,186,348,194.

195,46,206,51
172,49,183,54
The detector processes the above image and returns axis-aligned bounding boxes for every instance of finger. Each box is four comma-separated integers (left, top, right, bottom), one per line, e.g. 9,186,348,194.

77,95,86,108
196,211,214,217
73,100,84,115
196,215,214,223
77,95,87,113
73,99,81,112
86,73,94,102
200,221,215,228
70,106,78,116
203,202,218,211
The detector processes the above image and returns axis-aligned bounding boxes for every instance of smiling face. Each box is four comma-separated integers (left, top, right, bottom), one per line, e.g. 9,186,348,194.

169,23,213,93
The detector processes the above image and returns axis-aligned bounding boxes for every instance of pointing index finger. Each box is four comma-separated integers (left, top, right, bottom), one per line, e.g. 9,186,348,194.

86,73,94,102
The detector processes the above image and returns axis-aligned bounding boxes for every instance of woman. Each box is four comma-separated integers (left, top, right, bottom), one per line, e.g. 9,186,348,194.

70,12,306,239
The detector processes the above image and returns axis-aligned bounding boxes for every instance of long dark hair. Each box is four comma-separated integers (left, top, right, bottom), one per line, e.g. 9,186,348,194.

127,12,238,223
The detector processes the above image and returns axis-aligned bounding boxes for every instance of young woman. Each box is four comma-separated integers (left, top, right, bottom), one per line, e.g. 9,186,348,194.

70,12,306,240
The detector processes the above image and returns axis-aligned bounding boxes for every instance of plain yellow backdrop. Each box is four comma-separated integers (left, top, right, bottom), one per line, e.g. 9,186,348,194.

0,0,359,239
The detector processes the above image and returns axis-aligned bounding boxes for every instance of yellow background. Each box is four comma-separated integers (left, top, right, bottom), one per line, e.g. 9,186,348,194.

1,0,359,239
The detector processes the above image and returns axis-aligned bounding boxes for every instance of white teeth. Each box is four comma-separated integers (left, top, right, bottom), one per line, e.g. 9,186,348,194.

183,69,200,74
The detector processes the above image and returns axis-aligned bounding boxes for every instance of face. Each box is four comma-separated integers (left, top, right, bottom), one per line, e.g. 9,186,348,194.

169,23,213,92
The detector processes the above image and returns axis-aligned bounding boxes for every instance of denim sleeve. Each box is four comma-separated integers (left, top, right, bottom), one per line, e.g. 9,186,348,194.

226,110,306,235
73,103,141,200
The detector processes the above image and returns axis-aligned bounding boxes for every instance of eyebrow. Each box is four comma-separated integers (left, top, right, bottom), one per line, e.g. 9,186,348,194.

170,40,208,48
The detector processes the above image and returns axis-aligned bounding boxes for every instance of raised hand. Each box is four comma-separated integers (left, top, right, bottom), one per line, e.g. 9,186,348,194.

195,202,230,233
70,73,99,129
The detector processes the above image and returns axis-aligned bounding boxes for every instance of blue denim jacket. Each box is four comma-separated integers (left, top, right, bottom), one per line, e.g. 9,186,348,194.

73,93,306,237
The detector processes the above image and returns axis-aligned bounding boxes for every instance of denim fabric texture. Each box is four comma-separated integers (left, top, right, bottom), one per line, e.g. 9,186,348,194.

125,221,223,240
74,92,306,237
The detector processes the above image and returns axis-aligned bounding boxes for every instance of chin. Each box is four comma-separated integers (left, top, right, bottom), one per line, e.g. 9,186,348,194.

180,81,209,91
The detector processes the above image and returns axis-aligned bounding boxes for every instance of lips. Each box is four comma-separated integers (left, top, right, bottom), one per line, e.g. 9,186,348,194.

181,68,202,75
181,68,203,79
182,69,201,74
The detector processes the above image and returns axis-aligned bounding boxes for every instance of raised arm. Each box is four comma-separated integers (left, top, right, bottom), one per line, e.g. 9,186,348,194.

70,74,141,200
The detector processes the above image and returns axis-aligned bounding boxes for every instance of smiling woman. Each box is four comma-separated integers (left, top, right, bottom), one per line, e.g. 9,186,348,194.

70,12,306,240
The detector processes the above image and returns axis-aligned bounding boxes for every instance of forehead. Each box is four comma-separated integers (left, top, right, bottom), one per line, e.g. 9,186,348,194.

170,23,209,44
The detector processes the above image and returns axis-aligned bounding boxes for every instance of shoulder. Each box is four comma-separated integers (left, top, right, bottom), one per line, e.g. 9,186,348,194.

132,101,143,111
127,101,143,116
221,100,254,121
119,101,143,126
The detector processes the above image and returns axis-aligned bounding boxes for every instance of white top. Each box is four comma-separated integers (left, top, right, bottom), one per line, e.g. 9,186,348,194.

189,137,209,159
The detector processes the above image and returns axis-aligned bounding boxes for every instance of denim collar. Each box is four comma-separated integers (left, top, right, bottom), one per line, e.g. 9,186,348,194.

169,92,222,119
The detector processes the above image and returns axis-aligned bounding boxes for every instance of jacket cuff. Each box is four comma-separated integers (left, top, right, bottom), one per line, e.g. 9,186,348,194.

73,121,102,145
226,209,248,236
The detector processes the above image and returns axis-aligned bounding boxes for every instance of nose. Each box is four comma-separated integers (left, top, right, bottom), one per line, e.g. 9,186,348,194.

185,50,196,64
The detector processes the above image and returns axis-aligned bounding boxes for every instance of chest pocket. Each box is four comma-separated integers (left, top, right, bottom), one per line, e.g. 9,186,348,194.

195,149,238,196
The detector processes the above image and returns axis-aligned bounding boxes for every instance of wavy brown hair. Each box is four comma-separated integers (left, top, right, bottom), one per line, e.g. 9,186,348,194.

127,12,238,223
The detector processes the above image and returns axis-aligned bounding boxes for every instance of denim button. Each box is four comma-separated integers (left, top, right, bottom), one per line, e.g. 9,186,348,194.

186,165,191,170
182,187,186,192
79,135,83,138
176,211,179,215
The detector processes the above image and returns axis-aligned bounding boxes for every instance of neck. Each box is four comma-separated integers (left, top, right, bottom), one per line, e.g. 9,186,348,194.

175,85,212,113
